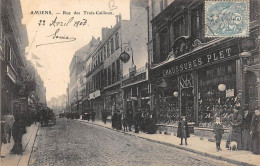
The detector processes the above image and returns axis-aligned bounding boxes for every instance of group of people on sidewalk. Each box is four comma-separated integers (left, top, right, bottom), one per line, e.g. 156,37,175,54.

177,106,260,155
1,111,27,155
224,106,260,154
111,110,157,134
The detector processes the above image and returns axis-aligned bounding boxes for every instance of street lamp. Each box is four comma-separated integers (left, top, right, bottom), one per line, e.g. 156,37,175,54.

218,84,226,92
119,42,136,76
173,91,178,97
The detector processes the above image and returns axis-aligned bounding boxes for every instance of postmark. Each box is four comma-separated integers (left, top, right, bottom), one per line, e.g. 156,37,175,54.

205,0,249,37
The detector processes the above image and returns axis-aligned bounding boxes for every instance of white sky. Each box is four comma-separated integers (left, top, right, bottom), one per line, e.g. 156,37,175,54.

20,0,130,101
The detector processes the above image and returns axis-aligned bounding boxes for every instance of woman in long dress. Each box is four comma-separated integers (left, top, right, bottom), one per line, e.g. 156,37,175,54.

250,108,260,154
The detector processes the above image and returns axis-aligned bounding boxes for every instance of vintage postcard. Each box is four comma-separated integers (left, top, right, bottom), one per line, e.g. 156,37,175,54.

0,0,259,166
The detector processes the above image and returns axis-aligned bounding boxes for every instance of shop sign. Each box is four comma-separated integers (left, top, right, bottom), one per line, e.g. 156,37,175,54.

226,89,234,98
7,65,17,83
89,90,101,99
152,44,239,78
122,72,146,87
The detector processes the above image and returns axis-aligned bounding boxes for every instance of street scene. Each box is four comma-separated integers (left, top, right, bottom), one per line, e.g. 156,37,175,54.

1,0,260,165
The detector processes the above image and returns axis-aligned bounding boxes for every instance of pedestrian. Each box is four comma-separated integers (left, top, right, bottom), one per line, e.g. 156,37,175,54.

134,112,140,133
112,112,118,129
127,110,133,132
177,116,190,145
250,107,260,154
116,111,122,131
11,114,26,154
227,106,243,149
3,112,15,143
1,119,7,158
213,117,224,151
241,106,252,150
91,111,96,122
122,114,127,132
102,111,108,124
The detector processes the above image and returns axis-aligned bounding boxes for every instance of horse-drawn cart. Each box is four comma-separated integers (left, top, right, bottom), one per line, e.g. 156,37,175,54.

40,108,56,126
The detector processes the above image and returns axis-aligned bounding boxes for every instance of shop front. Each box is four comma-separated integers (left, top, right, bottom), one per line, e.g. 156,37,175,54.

103,84,122,115
89,90,102,120
122,70,149,116
150,39,244,126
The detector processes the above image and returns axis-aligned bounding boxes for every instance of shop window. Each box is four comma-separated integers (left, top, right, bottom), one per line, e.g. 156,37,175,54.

115,32,119,50
159,28,169,62
156,90,179,124
198,62,236,127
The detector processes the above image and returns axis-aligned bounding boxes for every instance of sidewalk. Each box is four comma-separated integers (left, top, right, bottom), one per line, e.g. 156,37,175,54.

77,119,260,166
1,123,39,166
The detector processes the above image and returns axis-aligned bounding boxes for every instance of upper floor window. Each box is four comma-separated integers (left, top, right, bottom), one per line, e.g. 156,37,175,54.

173,17,185,40
110,37,114,54
159,28,169,62
115,32,119,50
160,0,168,12
191,5,203,41
103,46,107,60
107,42,110,57
112,62,116,84
250,0,260,21
116,59,121,81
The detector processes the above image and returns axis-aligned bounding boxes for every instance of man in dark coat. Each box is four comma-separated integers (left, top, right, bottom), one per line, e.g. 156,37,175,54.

112,112,118,129
116,112,122,130
213,117,224,151
242,107,252,150
177,116,190,145
126,111,133,131
227,106,243,149
11,115,26,154
250,108,260,154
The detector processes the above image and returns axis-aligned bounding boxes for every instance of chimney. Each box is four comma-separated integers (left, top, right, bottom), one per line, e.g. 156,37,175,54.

116,15,119,23
119,13,122,22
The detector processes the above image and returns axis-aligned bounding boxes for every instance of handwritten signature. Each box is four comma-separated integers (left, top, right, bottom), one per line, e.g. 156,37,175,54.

108,0,118,11
36,28,76,47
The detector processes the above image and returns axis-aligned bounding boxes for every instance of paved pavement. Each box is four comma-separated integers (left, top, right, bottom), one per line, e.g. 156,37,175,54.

28,118,235,166
1,123,39,166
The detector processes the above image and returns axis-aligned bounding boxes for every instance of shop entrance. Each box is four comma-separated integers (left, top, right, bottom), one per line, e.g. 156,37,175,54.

181,88,194,122
245,71,258,111
180,74,194,122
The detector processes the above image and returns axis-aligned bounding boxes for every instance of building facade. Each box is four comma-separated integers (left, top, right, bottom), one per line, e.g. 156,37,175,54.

0,0,29,115
148,0,260,127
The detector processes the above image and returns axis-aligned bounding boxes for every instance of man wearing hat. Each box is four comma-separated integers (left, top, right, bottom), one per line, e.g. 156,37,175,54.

227,106,243,150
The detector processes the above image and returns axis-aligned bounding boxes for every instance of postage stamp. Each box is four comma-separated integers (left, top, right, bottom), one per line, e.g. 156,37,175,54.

205,0,249,37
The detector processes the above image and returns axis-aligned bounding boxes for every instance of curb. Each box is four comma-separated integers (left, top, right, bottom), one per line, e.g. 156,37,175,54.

76,119,255,166
18,124,40,166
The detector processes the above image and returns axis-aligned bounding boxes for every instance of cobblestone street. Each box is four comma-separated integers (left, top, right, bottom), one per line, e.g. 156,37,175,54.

29,118,234,166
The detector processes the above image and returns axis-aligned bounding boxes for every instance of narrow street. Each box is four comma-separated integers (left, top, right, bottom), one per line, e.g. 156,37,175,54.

29,118,234,166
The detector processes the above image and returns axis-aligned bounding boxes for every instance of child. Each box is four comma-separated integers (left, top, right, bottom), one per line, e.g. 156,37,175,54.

213,117,224,151
177,116,190,145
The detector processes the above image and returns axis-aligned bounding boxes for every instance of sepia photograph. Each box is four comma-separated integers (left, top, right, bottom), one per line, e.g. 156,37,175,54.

0,0,260,165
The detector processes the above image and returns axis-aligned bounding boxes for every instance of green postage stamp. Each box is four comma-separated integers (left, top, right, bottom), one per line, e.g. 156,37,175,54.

205,0,250,37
